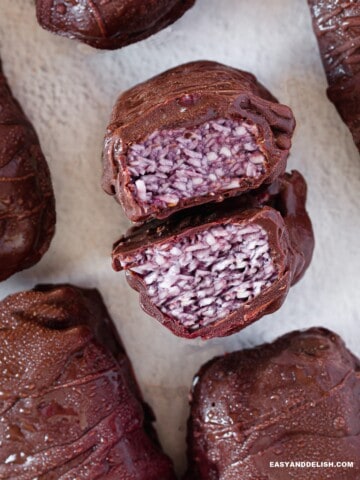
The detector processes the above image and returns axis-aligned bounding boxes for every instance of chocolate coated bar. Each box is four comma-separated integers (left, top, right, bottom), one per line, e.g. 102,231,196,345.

103,61,296,222
36,0,196,49
308,0,360,152
113,171,314,339
185,328,360,479
0,60,55,281
0,284,176,480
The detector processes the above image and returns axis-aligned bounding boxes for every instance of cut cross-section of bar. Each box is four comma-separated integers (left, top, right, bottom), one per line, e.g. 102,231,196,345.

120,222,277,331
127,118,266,216
103,61,296,222
112,171,314,339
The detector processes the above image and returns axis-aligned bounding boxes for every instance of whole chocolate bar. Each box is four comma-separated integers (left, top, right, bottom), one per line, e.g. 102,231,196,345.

112,171,314,339
0,284,176,479
103,61,296,222
308,0,360,152
185,328,360,479
0,60,55,282
36,0,196,50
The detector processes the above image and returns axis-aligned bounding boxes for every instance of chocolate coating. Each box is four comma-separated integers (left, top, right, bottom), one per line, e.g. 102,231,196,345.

36,0,196,50
308,0,360,152
186,328,360,479
103,61,296,222
112,171,314,339
0,284,176,479
0,60,56,282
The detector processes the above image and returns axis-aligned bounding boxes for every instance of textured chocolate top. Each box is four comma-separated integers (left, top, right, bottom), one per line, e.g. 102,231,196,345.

36,0,195,50
186,328,360,479
308,0,360,152
113,171,314,339
0,60,56,282
103,61,296,222
0,284,176,480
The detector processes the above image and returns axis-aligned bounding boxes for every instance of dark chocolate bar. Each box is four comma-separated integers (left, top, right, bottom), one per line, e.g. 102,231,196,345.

308,0,360,152
0,60,56,282
112,171,314,339
103,61,296,222
36,0,196,50
0,284,176,480
185,328,360,479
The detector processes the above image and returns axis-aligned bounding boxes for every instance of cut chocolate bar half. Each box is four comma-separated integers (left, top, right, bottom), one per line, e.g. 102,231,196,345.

103,61,296,222
113,171,314,339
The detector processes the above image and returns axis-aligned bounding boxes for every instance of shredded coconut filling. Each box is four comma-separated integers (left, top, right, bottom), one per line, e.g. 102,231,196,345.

120,223,278,330
126,118,266,214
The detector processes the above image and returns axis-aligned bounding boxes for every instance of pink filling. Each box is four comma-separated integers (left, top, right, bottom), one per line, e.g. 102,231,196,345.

126,118,266,214
120,223,278,330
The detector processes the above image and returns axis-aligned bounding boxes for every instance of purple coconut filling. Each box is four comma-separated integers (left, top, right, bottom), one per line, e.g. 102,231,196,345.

120,223,278,330
126,118,267,214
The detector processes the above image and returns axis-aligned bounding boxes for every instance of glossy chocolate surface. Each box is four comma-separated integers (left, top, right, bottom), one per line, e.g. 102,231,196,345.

103,61,296,222
186,328,360,479
36,0,196,49
0,284,176,479
112,171,314,339
308,0,360,152
0,60,56,282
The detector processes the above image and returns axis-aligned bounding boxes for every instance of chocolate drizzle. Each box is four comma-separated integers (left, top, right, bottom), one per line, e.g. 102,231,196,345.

36,0,196,50
308,0,360,151
185,328,360,479
0,284,176,480
0,60,56,282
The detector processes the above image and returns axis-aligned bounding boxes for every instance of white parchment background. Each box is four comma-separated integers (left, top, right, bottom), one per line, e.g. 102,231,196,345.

0,0,360,474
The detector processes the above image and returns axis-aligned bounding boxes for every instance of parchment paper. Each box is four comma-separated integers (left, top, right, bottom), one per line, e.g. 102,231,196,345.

0,0,360,474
